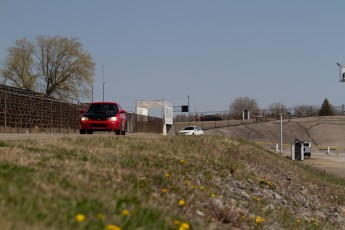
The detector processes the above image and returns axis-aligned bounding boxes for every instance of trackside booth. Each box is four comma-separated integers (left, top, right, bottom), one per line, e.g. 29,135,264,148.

136,100,174,135
291,139,304,161
291,139,312,160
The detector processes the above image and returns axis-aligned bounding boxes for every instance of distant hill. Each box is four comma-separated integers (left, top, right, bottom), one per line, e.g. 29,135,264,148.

175,116,345,147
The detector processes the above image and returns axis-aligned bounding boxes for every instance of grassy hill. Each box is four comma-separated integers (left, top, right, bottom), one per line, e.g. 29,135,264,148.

175,116,345,147
0,135,345,229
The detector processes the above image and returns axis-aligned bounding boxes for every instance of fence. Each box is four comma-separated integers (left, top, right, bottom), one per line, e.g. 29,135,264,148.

0,84,163,134
126,113,163,133
174,105,345,123
2,84,343,133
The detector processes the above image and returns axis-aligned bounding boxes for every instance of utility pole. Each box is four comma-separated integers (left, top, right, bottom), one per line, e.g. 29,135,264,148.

90,85,93,102
91,85,93,102
280,114,283,153
188,95,190,125
102,65,105,102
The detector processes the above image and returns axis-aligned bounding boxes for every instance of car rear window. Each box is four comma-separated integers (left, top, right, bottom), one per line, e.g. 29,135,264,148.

87,104,118,114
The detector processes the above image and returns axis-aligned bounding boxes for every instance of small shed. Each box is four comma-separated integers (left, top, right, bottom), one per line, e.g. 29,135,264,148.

291,139,304,161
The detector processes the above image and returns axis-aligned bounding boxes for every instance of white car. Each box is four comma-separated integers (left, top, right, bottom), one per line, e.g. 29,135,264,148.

178,126,204,135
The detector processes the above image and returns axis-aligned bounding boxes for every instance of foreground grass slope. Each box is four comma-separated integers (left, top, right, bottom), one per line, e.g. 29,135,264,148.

0,135,344,230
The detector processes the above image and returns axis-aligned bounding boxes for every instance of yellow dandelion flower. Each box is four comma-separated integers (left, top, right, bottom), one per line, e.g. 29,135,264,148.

121,209,129,216
180,159,187,163
179,222,190,230
161,188,168,193
255,216,265,224
253,196,260,201
178,199,186,206
191,185,198,189
296,219,301,224
97,213,106,220
210,193,216,197
311,218,318,226
164,173,171,177
260,178,273,187
75,214,86,222
173,219,181,225
105,224,122,230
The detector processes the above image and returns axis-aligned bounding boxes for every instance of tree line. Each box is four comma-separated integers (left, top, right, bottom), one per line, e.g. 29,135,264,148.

175,97,337,121
227,97,336,118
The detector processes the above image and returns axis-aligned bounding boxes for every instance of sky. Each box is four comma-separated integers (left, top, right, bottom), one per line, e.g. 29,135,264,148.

1,0,345,113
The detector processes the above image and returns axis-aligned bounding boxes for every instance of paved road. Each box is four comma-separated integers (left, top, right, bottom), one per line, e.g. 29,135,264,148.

301,152,345,180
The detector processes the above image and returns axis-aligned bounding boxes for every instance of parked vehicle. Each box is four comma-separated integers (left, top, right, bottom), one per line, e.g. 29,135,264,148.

178,126,204,135
200,114,223,121
79,102,126,135
303,142,311,158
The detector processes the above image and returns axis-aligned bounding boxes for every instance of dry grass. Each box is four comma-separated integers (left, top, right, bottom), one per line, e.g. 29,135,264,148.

0,135,344,230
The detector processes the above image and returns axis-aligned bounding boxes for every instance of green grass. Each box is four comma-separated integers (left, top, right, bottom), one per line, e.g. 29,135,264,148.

0,139,9,147
0,135,344,229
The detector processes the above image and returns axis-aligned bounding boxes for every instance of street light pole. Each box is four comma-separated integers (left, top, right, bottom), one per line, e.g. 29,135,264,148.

188,95,190,125
102,66,105,102
280,114,283,153
90,85,93,102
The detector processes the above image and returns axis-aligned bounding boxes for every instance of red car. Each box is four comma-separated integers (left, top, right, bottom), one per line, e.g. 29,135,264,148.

79,102,126,135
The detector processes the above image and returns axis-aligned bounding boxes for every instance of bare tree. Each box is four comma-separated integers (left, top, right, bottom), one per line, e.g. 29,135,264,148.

1,36,95,102
35,36,95,101
1,38,37,90
295,105,319,117
268,102,288,117
229,97,260,119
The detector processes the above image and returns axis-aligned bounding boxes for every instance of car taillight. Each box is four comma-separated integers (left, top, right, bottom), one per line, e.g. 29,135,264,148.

81,116,88,121
109,117,117,122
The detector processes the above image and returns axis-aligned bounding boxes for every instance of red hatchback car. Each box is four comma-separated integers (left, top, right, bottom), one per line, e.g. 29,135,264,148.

79,102,126,135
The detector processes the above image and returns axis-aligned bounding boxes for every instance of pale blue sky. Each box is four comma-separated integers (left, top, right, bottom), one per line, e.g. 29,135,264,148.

1,0,345,113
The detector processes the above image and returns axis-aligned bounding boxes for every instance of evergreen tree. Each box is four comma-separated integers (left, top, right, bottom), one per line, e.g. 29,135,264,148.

318,98,334,116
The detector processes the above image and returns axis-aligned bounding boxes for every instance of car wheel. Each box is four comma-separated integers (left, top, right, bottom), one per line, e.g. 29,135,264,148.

115,122,121,135
121,122,126,135
80,130,86,134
